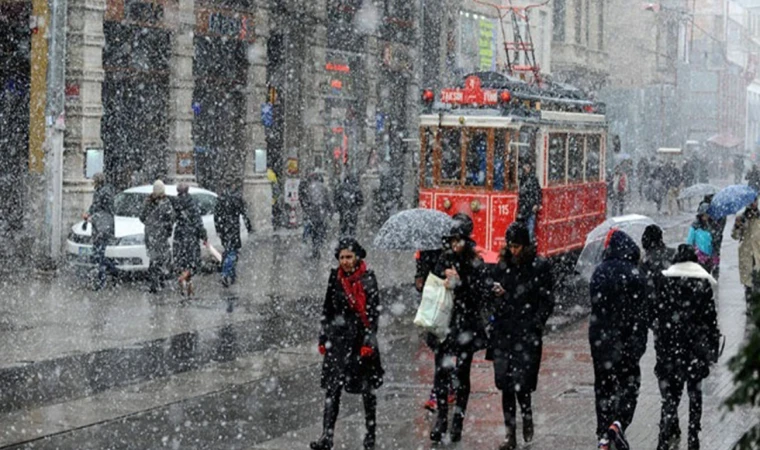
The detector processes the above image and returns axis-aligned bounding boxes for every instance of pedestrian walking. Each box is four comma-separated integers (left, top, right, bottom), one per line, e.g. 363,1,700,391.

429,223,489,444
415,213,473,413
489,222,554,450
699,195,727,279
311,239,383,450
214,183,253,287
334,175,364,238
517,160,542,242
652,244,720,450
172,183,207,296
732,196,760,305
83,172,117,290
139,180,175,293
640,224,676,320
686,204,717,274
665,161,683,215
746,164,760,193
589,229,647,450
300,172,332,259
637,158,650,199
611,165,628,216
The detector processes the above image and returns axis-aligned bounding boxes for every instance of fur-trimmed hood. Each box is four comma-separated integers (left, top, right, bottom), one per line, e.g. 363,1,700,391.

662,261,717,285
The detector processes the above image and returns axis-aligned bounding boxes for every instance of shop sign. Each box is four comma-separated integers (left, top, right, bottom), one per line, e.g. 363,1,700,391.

286,157,299,175
197,10,254,41
284,178,300,207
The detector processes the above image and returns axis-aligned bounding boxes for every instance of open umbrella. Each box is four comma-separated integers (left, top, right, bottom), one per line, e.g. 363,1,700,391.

678,183,720,200
575,214,655,281
706,185,758,219
373,209,455,251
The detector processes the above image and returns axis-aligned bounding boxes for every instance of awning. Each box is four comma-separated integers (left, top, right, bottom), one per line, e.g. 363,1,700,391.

707,133,743,148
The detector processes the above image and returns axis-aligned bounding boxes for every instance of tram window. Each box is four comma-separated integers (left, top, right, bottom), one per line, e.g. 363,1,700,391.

586,135,601,181
568,134,584,182
440,128,463,184
421,127,435,188
494,130,507,190
548,133,567,184
465,130,488,187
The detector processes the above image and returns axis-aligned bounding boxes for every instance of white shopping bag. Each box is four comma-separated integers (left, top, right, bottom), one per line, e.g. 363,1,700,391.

206,242,223,262
413,273,454,340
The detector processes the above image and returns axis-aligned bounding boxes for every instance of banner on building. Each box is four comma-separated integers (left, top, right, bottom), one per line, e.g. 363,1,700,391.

478,20,494,71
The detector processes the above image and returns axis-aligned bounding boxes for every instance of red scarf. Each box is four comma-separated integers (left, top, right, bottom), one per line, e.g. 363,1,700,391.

337,261,370,329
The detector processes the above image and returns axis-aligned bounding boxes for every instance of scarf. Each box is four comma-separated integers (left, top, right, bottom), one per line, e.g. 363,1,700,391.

338,260,370,329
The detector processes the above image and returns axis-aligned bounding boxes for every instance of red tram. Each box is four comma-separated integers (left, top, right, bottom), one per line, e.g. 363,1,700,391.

418,72,608,262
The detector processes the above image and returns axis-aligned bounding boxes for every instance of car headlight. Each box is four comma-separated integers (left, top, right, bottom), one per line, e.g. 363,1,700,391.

118,234,144,246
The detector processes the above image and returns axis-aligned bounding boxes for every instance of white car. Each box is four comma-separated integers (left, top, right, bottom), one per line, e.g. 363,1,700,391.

66,184,249,271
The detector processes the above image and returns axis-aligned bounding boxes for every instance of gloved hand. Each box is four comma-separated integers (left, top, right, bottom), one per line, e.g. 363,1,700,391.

318,344,326,355
360,346,374,358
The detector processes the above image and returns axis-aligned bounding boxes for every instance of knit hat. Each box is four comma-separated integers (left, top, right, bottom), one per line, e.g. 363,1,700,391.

641,224,664,251
153,180,166,196
506,221,531,247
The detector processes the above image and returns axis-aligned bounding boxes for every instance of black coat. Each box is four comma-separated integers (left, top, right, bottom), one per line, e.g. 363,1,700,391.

172,194,207,272
89,184,116,245
319,268,384,394
432,246,489,353
589,231,648,366
653,262,719,381
517,173,542,219
139,195,175,261
214,190,252,250
640,245,676,323
334,178,364,217
488,249,554,392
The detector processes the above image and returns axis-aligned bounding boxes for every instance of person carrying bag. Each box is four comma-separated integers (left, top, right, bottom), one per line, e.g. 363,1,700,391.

414,273,454,340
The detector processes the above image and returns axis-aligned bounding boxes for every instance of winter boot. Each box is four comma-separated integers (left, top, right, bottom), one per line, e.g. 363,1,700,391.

450,412,464,443
607,421,630,450
429,413,448,443
523,415,534,443
498,427,517,450
309,436,333,450
363,394,377,450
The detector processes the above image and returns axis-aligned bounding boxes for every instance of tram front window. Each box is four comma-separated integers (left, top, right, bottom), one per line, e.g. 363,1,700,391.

441,128,463,183
465,130,487,186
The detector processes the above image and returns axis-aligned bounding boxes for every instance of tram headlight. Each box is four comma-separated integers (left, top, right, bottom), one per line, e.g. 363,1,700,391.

443,198,452,210
422,89,435,104
471,200,482,212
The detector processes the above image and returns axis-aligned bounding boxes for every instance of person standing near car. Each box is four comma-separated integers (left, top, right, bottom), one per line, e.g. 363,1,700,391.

517,160,542,242
139,180,175,293
651,245,719,450
172,183,207,296
83,172,117,290
214,183,253,287
489,222,554,450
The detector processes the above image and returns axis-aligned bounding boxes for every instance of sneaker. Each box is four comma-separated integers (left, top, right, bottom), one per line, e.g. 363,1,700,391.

598,437,610,450
423,398,437,412
608,421,630,450
447,392,457,404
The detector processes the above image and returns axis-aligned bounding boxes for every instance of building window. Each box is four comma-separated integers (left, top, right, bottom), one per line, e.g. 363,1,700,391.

553,0,565,42
574,0,582,45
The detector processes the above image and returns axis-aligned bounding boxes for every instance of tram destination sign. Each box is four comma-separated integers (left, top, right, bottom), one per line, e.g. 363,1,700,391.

440,76,499,106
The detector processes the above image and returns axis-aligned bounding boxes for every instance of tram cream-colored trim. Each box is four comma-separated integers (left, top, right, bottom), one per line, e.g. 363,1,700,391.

419,114,516,128
540,111,605,123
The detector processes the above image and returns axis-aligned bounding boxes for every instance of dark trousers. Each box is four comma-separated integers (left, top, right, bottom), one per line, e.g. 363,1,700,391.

307,219,326,258
148,258,168,291
613,192,625,216
93,242,118,289
592,357,641,437
320,385,376,439
433,345,474,419
339,213,358,238
657,377,702,450
501,388,532,430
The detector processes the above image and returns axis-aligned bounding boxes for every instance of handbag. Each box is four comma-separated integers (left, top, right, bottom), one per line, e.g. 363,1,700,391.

414,273,454,340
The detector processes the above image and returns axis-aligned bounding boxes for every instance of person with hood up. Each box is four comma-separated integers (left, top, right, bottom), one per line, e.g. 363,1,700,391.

686,204,717,274
652,244,720,450
83,172,118,290
699,194,726,279
517,160,542,242
640,224,676,321
214,183,253,287
139,180,175,293
300,172,332,259
416,213,473,413
429,223,489,444
732,196,760,304
589,229,647,450
489,222,554,450
172,183,207,296
334,174,364,238
311,239,383,450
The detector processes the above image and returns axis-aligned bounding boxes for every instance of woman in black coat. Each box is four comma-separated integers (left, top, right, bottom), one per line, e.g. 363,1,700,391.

429,223,488,444
489,222,554,450
311,239,383,450
652,244,719,450
172,183,207,296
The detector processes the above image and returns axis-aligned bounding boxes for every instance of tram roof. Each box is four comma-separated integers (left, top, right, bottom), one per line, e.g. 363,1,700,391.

419,110,606,128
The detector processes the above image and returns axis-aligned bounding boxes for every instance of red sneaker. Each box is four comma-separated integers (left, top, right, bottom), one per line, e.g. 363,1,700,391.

447,392,457,404
423,399,437,412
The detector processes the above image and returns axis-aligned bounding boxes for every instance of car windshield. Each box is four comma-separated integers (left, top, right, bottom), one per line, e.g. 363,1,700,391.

113,193,150,217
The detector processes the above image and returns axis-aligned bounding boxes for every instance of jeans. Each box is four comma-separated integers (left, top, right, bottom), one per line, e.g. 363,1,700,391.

221,248,238,281
526,214,536,243
93,242,118,289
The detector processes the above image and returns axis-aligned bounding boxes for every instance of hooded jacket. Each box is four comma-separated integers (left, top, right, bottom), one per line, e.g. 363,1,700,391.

589,230,648,365
653,262,719,381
